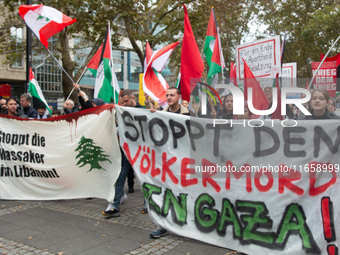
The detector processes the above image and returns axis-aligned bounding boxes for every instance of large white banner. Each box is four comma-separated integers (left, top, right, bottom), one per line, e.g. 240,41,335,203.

117,106,339,255
0,105,121,201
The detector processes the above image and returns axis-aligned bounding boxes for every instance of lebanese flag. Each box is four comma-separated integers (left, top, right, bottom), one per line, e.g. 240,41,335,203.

87,45,103,77
204,8,225,78
143,41,153,73
28,68,52,114
143,42,179,108
230,61,238,87
94,22,120,103
243,58,269,111
18,5,76,49
181,4,204,101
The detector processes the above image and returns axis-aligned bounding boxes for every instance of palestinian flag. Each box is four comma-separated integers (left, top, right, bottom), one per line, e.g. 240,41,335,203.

28,68,52,114
18,4,76,49
94,23,120,103
204,8,225,78
87,45,103,77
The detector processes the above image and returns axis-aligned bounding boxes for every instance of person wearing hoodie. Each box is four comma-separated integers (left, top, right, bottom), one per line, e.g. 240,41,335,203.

35,100,51,119
299,89,340,120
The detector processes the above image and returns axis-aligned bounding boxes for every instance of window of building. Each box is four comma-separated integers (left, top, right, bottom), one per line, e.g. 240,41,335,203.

35,58,62,92
129,65,142,83
112,50,123,60
130,51,140,64
113,63,123,81
10,27,24,68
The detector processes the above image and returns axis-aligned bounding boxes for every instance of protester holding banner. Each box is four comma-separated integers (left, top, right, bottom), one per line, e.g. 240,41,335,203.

103,89,141,217
20,93,38,119
149,86,188,238
299,89,340,119
5,97,28,118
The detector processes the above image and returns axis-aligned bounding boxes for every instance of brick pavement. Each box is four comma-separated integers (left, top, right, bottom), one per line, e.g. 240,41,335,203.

0,185,244,255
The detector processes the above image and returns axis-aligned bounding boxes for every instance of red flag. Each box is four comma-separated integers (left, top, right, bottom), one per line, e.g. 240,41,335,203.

271,74,283,120
320,53,325,61
320,52,340,91
320,52,340,65
243,58,269,111
87,45,103,77
230,61,238,87
180,4,204,101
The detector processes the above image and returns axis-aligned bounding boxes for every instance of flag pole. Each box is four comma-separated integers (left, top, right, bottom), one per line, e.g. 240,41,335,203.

45,47,75,83
308,34,340,90
217,26,225,84
65,67,87,101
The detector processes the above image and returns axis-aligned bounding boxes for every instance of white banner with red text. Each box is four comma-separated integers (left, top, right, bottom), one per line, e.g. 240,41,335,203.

116,105,339,255
0,105,121,202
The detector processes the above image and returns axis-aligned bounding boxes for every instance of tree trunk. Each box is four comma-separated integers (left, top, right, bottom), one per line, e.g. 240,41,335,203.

59,31,77,104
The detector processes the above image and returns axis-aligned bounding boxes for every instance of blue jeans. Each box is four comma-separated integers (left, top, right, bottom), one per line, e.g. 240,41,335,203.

112,152,131,209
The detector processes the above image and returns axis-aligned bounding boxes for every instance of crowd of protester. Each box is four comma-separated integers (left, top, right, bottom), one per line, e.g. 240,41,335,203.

1,83,339,240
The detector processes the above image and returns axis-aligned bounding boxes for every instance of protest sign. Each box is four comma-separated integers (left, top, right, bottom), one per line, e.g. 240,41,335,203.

312,61,337,97
0,105,121,201
282,63,297,87
116,105,339,255
236,36,281,83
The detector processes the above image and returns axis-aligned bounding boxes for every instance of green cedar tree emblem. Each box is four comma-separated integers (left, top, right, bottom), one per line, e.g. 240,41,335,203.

75,136,111,172
36,15,50,22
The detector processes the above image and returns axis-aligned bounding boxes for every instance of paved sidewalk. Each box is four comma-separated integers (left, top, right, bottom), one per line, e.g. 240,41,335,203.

0,184,244,255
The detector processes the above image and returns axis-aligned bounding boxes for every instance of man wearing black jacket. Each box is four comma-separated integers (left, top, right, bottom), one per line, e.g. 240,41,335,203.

103,89,141,217
20,93,38,119
63,99,79,114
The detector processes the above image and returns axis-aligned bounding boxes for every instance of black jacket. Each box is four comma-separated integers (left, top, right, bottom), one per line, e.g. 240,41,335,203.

64,106,79,115
24,106,38,119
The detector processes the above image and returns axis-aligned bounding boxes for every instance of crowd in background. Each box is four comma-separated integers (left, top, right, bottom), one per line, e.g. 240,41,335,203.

0,85,339,121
